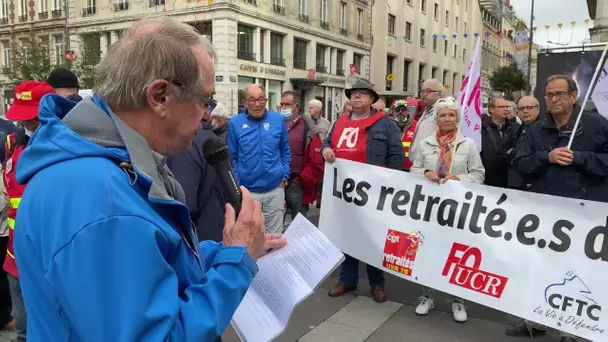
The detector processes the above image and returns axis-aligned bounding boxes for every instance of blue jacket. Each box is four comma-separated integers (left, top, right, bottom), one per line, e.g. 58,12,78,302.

14,95,257,341
323,111,404,170
227,110,291,192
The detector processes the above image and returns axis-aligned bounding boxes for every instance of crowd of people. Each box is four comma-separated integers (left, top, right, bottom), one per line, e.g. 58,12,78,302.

0,16,602,342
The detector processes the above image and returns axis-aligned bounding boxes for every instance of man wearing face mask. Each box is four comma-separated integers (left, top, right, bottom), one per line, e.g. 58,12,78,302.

278,91,310,221
391,100,418,171
2,81,55,342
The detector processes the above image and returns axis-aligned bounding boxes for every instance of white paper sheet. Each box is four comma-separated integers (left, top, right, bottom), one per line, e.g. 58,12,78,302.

231,214,345,342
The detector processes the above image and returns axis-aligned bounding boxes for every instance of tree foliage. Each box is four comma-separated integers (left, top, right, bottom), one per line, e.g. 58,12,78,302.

1,35,55,88
71,35,101,89
489,63,527,100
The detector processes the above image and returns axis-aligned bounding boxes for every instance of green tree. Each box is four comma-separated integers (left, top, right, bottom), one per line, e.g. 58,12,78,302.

1,35,54,88
489,63,527,100
72,35,101,89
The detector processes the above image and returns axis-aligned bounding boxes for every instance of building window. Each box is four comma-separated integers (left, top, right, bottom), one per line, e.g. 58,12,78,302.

443,70,448,85
298,0,306,15
39,0,47,14
403,59,411,91
453,44,457,58
320,0,328,23
2,41,9,68
445,10,449,27
54,34,63,65
386,55,394,91
456,16,459,31
270,33,283,66
406,0,412,4
353,53,363,73
432,37,437,52
420,29,426,47
405,22,412,41
388,14,395,35
268,80,283,111
357,9,363,35
432,67,437,79
336,50,344,75
339,2,346,29
0,0,8,19
293,38,307,70
433,3,438,20
19,0,27,15
237,24,254,61
419,64,426,86
316,44,327,73
444,40,448,56
421,0,426,13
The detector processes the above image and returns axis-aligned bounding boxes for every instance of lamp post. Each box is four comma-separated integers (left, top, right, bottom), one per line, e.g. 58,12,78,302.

526,0,535,94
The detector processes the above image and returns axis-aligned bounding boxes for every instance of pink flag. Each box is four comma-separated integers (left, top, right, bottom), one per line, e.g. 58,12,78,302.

457,37,483,150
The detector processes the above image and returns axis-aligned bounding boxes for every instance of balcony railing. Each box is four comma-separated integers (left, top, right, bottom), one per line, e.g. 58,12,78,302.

38,11,48,19
316,65,327,73
0,18,7,24
336,69,345,76
149,0,164,6
357,33,364,41
340,28,347,36
320,21,329,30
242,0,257,5
299,14,309,23
114,2,129,10
238,50,255,61
18,14,27,22
272,4,284,15
270,56,285,66
293,60,306,70
82,6,96,16
51,9,61,18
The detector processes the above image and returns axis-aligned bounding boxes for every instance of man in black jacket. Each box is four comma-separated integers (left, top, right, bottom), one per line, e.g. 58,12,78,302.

508,96,541,189
481,97,520,188
166,124,228,242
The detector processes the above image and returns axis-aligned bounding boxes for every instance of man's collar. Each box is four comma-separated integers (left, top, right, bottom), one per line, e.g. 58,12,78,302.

541,104,581,130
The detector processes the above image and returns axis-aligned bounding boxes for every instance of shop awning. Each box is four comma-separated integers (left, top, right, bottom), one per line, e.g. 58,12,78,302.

290,78,324,90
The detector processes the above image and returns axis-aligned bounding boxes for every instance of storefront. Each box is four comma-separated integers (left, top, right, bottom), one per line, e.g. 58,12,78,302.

237,61,287,111
314,74,347,122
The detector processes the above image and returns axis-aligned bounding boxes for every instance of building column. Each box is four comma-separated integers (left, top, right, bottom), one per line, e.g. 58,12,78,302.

70,34,81,57
330,48,337,74
308,41,316,72
100,32,109,59
110,30,119,46
346,50,354,74
263,30,271,64
284,33,294,68
253,27,261,62
324,47,330,73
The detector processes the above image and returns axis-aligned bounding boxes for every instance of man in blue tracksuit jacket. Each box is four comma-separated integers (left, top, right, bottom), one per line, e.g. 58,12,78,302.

228,84,291,234
11,17,285,342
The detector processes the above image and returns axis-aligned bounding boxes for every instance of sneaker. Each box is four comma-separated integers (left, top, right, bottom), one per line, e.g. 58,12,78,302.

415,296,435,315
505,320,547,337
452,302,467,323
559,337,577,342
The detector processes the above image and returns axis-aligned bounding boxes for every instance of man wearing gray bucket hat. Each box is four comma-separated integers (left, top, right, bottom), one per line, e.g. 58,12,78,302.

321,78,404,302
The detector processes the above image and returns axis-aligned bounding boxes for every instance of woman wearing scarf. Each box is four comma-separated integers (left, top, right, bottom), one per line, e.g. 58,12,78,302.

410,97,485,323
390,99,418,171
322,79,404,303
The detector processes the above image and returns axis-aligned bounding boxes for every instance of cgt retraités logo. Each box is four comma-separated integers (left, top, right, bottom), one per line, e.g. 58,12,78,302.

382,229,424,276
533,271,604,336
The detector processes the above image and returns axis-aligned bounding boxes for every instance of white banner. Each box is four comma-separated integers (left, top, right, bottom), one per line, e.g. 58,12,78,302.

458,37,482,151
319,159,608,341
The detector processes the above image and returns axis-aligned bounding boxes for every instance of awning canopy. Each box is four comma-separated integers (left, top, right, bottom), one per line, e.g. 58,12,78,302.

290,78,324,91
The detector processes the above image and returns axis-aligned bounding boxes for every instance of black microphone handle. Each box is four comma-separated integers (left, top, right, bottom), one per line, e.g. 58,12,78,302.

214,166,242,217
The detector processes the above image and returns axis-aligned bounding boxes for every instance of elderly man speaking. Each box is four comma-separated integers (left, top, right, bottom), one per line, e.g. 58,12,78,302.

12,17,285,341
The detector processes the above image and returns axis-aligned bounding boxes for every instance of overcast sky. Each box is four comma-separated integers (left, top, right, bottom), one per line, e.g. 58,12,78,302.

509,0,593,48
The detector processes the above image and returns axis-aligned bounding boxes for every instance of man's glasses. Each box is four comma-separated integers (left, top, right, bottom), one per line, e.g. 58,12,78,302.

246,97,268,105
169,80,217,112
493,105,511,109
518,105,538,112
421,89,439,95
545,92,571,100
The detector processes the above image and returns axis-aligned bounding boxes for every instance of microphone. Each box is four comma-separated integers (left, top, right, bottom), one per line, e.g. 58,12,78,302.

202,137,242,216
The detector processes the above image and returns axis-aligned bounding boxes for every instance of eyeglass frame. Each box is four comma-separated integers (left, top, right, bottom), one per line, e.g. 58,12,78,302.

168,80,217,112
545,91,572,100
517,105,538,112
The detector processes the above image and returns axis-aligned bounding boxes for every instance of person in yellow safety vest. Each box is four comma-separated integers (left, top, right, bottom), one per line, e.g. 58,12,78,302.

2,81,55,342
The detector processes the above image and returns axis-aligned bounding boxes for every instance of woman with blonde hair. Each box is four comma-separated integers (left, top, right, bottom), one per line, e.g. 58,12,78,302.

410,96,485,323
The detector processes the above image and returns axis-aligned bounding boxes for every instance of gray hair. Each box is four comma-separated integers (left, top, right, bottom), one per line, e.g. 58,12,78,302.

434,96,460,122
94,16,216,111
488,96,505,108
423,78,445,95
308,99,322,111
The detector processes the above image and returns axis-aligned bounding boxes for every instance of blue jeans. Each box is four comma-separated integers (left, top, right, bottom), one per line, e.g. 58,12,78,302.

339,254,385,288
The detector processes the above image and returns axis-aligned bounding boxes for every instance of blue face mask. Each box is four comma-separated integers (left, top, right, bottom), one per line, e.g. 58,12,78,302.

280,108,293,120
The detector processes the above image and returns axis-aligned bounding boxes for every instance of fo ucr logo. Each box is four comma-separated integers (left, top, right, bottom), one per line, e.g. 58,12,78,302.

337,127,359,148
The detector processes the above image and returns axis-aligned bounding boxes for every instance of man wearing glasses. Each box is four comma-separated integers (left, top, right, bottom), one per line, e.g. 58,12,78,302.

409,79,444,163
228,84,291,234
507,96,541,190
514,73,608,199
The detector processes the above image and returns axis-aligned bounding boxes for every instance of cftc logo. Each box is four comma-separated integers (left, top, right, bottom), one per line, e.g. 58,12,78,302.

337,127,359,148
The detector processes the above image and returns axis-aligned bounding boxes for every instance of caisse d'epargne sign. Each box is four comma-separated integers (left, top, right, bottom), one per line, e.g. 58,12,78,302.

319,159,608,341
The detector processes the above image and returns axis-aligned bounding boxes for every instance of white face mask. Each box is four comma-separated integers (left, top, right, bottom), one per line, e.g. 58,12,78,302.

24,128,33,137
280,108,293,120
